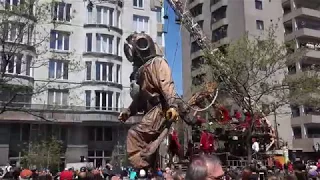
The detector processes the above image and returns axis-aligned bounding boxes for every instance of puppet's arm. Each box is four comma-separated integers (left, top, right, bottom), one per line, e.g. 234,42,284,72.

155,58,179,109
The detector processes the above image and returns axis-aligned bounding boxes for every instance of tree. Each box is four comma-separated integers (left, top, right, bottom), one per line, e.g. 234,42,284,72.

22,138,63,170
0,0,82,118
202,26,318,161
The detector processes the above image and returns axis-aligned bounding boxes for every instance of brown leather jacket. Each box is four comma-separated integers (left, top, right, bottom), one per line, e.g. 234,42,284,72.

128,56,178,115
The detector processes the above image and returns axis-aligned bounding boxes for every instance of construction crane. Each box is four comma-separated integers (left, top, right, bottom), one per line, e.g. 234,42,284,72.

165,0,217,54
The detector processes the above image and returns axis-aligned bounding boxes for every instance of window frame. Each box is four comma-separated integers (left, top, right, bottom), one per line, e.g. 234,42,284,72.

133,15,149,33
255,0,263,10
96,34,114,54
52,2,72,22
1,54,23,75
86,33,92,52
256,20,264,30
94,91,114,111
95,6,114,26
48,59,69,80
47,89,69,106
95,62,113,82
133,0,144,9
50,30,70,51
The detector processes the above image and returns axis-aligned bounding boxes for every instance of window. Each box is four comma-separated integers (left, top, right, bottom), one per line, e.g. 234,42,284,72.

96,34,113,54
5,22,25,43
156,8,162,23
156,32,162,46
52,2,71,22
87,6,93,24
191,56,205,70
192,74,205,86
256,20,264,30
96,6,114,26
48,89,69,106
95,91,113,111
96,62,113,82
117,10,121,28
86,61,91,80
116,64,120,83
292,127,302,139
5,0,18,10
133,0,143,8
210,0,221,6
25,55,32,76
87,148,112,168
86,33,92,52
211,6,227,24
212,25,228,42
115,92,120,111
190,3,202,17
5,0,34,14
133,15,149,33
191,41,201,53
1,53,22,74
85,90,91,109
48,60,68,79
116,37,121,56
255,0,262,10
50,30,70,51
87,127,113,141
197,20,204,29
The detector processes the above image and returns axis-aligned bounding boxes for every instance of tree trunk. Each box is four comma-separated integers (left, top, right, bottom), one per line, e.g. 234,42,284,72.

247,138,252,163
247,127,252,163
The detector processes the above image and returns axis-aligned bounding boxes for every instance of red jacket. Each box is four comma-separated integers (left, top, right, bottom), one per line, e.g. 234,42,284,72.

169,131,181,155
200,131,214,152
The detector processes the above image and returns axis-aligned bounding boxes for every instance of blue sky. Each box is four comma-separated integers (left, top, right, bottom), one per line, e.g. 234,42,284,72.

163,1,183,95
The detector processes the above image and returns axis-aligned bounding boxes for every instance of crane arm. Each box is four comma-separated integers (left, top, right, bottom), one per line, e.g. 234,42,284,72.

165,0,216,54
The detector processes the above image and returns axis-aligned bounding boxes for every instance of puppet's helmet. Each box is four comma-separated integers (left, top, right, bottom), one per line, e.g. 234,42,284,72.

124,32,157,65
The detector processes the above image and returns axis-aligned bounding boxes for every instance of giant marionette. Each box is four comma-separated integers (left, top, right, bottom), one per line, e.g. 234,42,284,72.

118,32,180,168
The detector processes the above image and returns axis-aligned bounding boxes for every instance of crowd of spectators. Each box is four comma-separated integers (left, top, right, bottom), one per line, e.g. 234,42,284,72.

1,155,320,180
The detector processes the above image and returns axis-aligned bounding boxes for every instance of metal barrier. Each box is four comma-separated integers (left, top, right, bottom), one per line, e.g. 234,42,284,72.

227,160,248,168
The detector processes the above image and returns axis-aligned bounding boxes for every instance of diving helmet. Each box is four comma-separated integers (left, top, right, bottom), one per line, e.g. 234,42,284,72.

124,32,157,66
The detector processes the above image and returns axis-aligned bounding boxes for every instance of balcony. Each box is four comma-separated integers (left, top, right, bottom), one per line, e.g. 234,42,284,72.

285,28,320,42
283,8,320,23
292,138,320,152
188,0,205,9
0,102,142,124
291,114,320,126
211,0,228,12
211,18,228,31
293,0,320,10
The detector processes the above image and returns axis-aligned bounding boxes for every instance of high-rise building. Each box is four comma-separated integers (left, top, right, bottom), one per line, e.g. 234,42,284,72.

181,0,295,149
283,0,320,153
0,0,165,167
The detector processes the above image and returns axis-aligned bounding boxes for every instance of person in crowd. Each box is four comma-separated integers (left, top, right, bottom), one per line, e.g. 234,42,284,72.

172,170,184,180
60,168,73,180
185,154,224,180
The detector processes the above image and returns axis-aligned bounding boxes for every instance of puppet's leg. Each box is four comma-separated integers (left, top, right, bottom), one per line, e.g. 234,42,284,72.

126,105,165,169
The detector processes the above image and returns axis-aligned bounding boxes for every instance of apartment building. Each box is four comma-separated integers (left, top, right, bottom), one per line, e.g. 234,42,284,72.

283,0,320,154
181,0,294,148
0,0,165,167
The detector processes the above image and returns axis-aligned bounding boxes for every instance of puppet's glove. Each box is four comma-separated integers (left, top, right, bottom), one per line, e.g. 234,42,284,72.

118,110,130,122
166,108,179,121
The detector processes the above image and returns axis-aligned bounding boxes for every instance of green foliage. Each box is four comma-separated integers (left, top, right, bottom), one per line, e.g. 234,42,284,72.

22,138,63,170
203,25,317,113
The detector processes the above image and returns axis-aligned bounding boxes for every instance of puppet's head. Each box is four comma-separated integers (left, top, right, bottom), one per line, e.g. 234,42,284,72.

124,32,157,67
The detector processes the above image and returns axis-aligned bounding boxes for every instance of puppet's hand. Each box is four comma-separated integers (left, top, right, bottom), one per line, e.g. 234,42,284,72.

166,108,179,121
118,110,130,122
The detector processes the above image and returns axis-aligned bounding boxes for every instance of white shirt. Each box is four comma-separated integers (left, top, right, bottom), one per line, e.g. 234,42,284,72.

252,142,260,153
